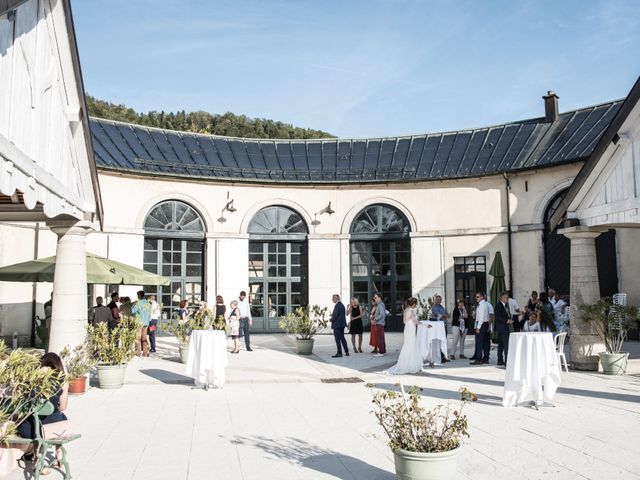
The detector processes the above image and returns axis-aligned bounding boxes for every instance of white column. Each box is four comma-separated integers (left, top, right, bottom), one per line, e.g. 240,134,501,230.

411,236,445,301
561,227,605,371
47,220,93,353
215,235,249,304
307,235,344,311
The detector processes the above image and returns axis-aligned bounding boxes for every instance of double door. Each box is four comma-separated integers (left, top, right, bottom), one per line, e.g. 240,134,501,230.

248,240,308,332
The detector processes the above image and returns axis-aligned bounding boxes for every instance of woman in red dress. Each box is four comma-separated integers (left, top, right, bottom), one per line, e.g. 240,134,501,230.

368,297,378,353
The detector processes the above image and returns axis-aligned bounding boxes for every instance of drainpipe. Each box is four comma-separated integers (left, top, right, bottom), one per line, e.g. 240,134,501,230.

30,222,40,347
503,173,514,293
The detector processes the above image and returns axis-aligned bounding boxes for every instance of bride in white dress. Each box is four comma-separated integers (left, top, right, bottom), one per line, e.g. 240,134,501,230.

385,297,426,375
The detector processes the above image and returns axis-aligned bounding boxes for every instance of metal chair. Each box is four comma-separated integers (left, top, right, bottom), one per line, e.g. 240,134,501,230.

554,332,569,372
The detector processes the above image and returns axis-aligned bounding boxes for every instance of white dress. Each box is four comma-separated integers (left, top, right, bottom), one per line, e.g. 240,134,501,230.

385,307,423,374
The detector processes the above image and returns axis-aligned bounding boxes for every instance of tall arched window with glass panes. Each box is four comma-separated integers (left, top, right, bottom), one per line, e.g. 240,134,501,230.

248,205,308,332
143,200,205,318
350,204,411,332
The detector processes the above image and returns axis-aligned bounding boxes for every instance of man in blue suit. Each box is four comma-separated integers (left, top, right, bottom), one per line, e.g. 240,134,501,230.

330,294,349,358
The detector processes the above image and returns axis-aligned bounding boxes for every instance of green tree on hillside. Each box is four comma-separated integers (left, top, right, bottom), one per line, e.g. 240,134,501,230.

85,95,334,139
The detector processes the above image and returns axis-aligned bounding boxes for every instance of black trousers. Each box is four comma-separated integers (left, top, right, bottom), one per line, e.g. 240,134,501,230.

334,328,348,354
474,323,490,362
149,319,158,351
239,318,251,349
512,315,521,332
497,330,510,362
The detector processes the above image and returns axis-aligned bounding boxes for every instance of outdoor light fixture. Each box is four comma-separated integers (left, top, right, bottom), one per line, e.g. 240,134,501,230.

311,202,335,226
218,192,237,222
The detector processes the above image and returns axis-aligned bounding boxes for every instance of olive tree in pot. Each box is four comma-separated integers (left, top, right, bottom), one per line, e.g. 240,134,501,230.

0,341,65,444
86,316,139,389
60,343,96,394
279,305,328,355
162,319,192,363
578,298,639,375
369,383,477,480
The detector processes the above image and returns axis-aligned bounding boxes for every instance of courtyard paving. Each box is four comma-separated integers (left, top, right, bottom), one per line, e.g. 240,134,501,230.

5,333,640,480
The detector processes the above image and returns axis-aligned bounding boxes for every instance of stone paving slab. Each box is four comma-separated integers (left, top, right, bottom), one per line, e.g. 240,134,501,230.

3,334,640,480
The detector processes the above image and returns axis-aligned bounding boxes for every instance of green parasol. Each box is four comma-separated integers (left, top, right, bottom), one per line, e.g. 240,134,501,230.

488,251,507,306
0,253,170,285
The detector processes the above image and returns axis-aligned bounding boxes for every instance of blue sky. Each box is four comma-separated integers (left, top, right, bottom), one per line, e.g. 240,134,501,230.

73,0,640,138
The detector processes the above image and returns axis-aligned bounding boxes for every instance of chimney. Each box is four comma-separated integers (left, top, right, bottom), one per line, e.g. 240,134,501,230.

542,91,559,123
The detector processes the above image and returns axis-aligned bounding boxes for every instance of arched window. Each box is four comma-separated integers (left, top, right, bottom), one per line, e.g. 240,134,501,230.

350,204,411,331
248,206,308,332
143,201,205,317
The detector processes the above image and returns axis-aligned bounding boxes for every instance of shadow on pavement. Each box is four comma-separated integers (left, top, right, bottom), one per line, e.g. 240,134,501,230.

139,368,194,385
230,435,395,480
370,382,502,406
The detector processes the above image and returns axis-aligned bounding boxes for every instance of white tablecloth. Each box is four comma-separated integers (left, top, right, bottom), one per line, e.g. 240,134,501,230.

186,330,229,388
417,321,448,365
502,332,561,407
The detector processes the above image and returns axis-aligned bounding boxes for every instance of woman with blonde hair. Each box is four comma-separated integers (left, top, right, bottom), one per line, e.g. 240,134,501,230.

228,299,241,354
347,297,363,353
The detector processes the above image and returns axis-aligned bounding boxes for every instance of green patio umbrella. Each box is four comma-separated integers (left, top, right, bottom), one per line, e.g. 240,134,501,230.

488,251,507,306
0,253,170,285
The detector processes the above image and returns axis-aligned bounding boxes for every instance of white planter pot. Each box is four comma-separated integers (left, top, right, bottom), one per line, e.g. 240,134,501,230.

179,344,190,364
96,364,126,389
599,352,629,375
394,446,460,480
296,338,314,355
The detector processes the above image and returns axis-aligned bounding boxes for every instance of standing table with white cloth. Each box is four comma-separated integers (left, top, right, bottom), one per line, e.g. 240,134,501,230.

417,321,448,366
186,330,229,389
502,332,561,408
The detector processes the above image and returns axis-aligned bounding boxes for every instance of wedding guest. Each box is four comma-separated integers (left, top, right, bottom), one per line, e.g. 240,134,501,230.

385,297,424,374
538,292,554,320
132,290,151,357
373,293,387,357
228,300,241,353
539,309,557,333
471,292,490,365
330,294,349,358
119,296,133,318
215,295,226,323
523,290,538,331
369,297,378,354
237,291,253,351
429,295,450,363
551,290,566,321
90,296,112,326
107,292,121,329
450,300,468,360
524,307,541,332
494,292,513,366
347,297,363,353
507,291,521,332
149,295,161,353
178,299,189,323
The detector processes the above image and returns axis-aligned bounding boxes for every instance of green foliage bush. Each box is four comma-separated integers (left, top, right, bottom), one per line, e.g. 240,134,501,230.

279,305,328,340
86,315,139,366
577,297,640,353
86,95,334,139
60,343,97,380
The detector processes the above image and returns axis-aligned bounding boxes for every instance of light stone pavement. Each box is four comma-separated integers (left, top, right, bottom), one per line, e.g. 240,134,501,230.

5,334,640,480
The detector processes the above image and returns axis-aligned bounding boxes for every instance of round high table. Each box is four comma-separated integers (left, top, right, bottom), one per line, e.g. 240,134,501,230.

417,321,448,366
186,330,229,389
502,332,561,408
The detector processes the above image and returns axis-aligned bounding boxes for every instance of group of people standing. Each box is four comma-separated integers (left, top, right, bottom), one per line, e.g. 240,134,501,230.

89,290,162,357
330,293,388,357
213,291,253,354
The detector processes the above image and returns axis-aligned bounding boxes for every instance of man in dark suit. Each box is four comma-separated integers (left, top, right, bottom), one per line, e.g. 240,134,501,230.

494,291,513,366
330,294,349,358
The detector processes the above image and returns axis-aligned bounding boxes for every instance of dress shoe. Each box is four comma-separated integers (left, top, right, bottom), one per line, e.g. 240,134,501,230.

460,354,467,359
470,360,483,365
345,352,350,356
246,348,253,351
332,353,342,358
497,361,505,366
449,355,456,360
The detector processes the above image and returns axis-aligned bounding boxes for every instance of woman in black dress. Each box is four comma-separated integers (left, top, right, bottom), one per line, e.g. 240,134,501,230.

347,297,363,353
215,295,226,324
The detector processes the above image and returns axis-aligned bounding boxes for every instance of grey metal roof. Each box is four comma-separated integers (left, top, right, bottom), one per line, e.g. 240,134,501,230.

90,99,624,184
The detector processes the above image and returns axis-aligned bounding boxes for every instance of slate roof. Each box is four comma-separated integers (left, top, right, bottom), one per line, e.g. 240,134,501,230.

90,99,623,184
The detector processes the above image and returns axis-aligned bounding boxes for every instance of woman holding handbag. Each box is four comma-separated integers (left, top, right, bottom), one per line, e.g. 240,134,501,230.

228,299,241,354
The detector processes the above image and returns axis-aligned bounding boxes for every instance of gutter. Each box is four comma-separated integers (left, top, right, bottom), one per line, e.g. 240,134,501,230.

503,172,514,293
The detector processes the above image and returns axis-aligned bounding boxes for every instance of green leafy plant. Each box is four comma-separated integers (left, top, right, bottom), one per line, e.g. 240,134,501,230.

279,305,328,340
416,295,434,321
0,342,65,444
368,383,477,453
162,319,191,346
60,343,97,380
577,297,640,354
86,315,139,366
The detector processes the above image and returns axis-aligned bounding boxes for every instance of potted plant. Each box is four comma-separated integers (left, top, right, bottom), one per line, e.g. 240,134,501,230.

279,305,328,355
578,297,640,375
0,341,64,445
60,343,96,394
163,319,192,363
86,315,138,389
369,383,477,480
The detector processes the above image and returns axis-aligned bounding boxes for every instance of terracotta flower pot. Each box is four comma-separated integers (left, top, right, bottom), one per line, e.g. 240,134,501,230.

68,376,87,394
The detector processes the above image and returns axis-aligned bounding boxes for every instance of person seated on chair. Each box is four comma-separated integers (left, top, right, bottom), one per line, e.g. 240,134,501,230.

14,352,68,473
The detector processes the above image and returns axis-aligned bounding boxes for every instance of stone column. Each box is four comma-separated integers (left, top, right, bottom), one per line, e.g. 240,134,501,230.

47,220,93,353
560,227,604,371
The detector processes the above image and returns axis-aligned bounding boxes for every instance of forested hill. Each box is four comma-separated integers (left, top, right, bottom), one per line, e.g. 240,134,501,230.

85,95,335,139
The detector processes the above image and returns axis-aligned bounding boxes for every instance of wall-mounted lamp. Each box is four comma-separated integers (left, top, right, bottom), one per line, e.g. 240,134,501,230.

311,202,335,226
217,192,237,223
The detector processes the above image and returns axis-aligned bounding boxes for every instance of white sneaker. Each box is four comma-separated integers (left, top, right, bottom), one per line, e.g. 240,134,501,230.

373,353,386,357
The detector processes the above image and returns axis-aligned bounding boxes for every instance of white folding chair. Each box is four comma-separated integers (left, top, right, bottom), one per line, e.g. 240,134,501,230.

554,332,568,372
